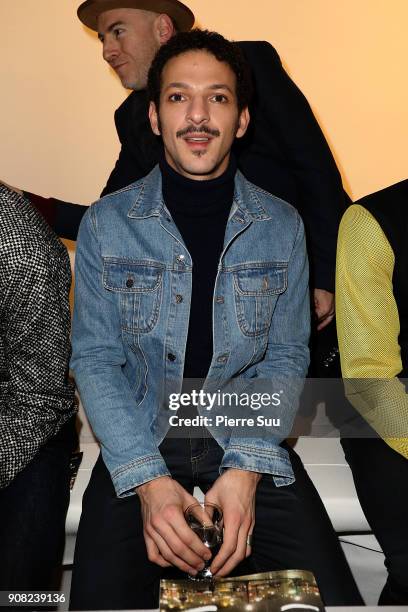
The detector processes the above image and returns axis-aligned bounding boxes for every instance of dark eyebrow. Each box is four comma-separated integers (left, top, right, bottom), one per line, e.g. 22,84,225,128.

98,21,125,41
208,84,234,94
164,82,191,91
164,83,234,93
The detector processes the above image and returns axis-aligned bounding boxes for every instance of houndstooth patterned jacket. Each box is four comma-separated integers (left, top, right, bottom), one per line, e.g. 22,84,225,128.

0,185,77,489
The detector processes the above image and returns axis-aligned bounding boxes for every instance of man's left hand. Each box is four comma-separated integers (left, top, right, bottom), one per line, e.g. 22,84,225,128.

204,468,261,577
314,288,335,331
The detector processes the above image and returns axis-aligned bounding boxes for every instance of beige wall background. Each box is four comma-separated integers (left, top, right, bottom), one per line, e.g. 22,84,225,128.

1,0,407,205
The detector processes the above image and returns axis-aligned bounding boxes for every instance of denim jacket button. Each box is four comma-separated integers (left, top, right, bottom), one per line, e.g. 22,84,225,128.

167,353,176,362
176,255,185,263
126,278,134,288
217,354,228,364
175,295,183,303
216,296,224,304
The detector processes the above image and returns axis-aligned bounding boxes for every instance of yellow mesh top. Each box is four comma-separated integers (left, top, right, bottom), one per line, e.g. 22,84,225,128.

336,204,408,459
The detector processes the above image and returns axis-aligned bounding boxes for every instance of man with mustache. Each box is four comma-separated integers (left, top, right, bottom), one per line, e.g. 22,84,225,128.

70,29,361,611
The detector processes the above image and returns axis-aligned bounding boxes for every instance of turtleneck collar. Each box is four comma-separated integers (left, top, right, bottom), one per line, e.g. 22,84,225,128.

159,153,236,217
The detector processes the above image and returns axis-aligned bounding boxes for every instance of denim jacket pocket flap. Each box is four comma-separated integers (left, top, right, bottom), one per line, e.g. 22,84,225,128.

103,260,164,334
103,260,163,293
233,264,287,296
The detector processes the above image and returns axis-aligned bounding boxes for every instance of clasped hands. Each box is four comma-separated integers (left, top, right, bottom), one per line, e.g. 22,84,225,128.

137,469,261,577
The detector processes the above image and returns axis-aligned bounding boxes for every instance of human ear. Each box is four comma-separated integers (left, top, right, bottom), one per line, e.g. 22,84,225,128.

154,13,175,46
236,107,250,139
149,101,161,136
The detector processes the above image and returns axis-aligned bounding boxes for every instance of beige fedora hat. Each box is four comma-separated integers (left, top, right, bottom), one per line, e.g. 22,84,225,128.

77,0,195,32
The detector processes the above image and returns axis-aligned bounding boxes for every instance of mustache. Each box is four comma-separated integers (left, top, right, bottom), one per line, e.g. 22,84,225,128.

176,126,220,138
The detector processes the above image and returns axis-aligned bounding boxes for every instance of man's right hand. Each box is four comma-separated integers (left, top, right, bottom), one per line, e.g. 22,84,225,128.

136,476,212,575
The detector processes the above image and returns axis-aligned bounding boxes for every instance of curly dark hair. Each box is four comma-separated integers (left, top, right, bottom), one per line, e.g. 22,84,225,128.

147,29,253,113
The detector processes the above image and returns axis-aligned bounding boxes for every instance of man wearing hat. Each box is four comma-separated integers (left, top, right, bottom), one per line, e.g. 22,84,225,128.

13,0,345,336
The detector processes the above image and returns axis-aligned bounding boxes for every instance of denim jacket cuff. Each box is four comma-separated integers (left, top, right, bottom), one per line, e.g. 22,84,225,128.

111,453,171,497
219,443,294,487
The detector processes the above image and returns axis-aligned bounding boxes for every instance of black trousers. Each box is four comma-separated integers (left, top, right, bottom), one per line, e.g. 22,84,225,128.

341,437,408,605
70,437,363,610
0,418,76,593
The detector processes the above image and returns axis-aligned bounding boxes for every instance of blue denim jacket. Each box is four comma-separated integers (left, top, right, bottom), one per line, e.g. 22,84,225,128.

71,166,310,497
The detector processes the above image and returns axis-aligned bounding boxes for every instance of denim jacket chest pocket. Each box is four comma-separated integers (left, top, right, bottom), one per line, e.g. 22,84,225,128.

103,259,164,333
233,263,288,337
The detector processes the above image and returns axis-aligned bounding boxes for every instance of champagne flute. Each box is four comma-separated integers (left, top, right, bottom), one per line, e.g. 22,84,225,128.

184,502,223,580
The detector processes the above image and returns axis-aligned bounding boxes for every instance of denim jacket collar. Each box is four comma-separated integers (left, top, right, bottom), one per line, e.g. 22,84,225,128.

127,164,273,223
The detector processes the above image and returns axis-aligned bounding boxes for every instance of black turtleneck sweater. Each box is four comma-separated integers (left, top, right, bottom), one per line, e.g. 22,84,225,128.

160,156,236,379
